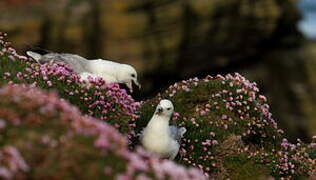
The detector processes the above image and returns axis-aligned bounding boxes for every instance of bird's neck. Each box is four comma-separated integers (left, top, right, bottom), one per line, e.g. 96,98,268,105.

87,59,104,73
147,115,170,131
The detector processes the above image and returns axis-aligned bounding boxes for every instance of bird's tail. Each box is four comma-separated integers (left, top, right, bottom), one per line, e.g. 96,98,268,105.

26,51,42,64
25,47,53,64
26,47,52,55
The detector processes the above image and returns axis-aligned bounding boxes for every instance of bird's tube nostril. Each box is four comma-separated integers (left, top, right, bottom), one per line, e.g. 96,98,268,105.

157,107,163,113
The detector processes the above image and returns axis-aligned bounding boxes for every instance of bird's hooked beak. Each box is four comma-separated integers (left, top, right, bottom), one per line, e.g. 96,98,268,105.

133,79,141,89
125,81,133,93
125,80,141,93
156,106,163,115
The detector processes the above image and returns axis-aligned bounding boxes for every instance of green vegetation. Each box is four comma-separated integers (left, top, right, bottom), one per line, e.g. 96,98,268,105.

1,33,316,179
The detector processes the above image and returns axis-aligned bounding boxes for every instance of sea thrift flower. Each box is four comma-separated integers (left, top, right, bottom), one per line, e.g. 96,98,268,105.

0,84,206,179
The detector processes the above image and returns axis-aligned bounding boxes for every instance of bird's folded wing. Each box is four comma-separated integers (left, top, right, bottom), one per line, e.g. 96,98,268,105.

52,53,90,73
27,52,90,74
139,128,145,141
169,126,187,142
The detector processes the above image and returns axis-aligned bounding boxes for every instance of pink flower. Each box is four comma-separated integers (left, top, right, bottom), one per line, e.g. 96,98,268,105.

0,119,6,129
0,167,12,179
259,95,267,102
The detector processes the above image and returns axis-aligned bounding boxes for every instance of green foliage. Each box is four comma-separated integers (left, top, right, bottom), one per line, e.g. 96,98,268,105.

136,75,316,178
224,154,270,180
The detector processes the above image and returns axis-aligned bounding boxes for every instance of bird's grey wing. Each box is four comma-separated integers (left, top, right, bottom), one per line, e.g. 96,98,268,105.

169,125,187,142
40,53,90,73
36,53,64,64
139,128,145,142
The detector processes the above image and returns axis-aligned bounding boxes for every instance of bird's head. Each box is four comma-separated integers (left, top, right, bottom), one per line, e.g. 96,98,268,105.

155,99,174,117
117,64,140,93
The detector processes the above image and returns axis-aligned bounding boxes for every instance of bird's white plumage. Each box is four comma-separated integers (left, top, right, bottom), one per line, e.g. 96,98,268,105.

87,59,120,78
26,51,140,92
141,99,186,160
79,72,116,84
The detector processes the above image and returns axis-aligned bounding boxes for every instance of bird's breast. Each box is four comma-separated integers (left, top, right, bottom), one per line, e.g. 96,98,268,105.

143,134,170,155
142,125,172,155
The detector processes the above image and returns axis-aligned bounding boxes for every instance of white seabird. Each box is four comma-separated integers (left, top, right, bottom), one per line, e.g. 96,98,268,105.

26,51,141,92
141,99,186,160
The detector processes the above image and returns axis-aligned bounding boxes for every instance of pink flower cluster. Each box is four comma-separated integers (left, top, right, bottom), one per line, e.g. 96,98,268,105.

0,32,27,61
163,73,282,140
117,148,206,180
0,84,206,179
33,62,140,120
0,146,29,179
0,84,127,150
310,136,316,148
246,138,316,178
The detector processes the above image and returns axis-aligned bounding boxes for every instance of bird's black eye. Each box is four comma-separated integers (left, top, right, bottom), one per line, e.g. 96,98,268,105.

131,74,135,78
167,108,171,110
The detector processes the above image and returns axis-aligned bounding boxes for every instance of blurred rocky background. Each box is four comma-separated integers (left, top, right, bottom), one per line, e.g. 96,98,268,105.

1,0,316,141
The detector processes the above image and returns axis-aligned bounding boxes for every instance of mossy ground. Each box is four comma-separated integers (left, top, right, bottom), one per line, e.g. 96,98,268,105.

134,76,283,178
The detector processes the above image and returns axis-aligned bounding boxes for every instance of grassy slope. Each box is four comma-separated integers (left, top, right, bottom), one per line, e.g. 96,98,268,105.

136,76,316,179
135,76,280,179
